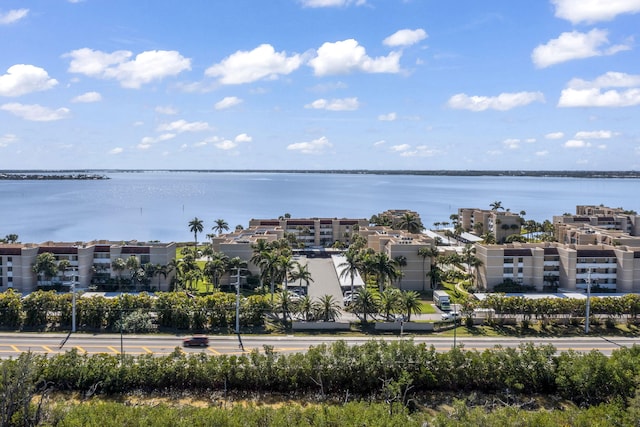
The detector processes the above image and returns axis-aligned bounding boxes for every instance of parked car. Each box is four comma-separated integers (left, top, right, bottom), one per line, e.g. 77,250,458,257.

182,335,209,347
441,312,460,321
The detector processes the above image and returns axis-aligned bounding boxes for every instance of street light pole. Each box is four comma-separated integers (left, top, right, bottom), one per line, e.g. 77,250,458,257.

71,268,77,333
453,303,457,349
585,268,592,334
234,267,244,351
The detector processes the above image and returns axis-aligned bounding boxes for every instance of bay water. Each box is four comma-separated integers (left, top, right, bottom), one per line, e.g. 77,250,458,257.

0,171,637,243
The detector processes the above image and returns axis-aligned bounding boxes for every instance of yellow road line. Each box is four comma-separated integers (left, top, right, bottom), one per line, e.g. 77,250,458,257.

11,345,20,352
107,346,121,354
207,347,222,355
142,346,153,354
74,346,87,354
42,346,53,353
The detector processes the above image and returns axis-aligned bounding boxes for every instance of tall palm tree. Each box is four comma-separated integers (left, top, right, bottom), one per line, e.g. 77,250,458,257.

418,246,439,292
396,212,423,234
371,252,399,293
400,290,422,321
290,263,313,292
213,218,229,236
112,257,127,290
203,252,229,292
125,255,140,290
490,201,504,211
188,217,204,247
338,249,362,298
394,255,407,290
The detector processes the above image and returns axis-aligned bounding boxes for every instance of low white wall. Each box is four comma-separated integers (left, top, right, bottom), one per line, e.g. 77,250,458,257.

292,321,351,331
374,322,434,332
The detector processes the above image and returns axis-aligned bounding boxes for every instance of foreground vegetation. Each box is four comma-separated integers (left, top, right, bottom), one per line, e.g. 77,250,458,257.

3,340,640,425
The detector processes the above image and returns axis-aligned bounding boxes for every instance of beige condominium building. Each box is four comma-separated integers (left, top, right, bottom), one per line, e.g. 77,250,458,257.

476,242,640,293
458,208,523,243
0,240,176,293
554,204,640,246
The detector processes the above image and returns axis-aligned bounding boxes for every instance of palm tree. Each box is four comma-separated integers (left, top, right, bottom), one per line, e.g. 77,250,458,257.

396,212,423,234
394,255,407,290
490,201,504,211
316,294,341,322
481,232,496,244
400,290,422,321
213,218,229,236
188,217,204,247
290,263,313,292
125,255,140,290
112,257,127,290
371,252,399,293
338,249,362,298
57,259,71,283
378,287,401,321
4,234,18,243
418,246,438,292
203,252,229,292
352,287,378,323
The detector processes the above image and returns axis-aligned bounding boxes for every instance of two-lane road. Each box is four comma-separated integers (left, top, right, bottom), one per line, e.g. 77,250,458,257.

1,333,638,359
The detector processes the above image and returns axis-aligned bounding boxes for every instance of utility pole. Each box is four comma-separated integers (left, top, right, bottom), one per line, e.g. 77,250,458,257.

585,268,592,334
71,268,77,333
234,267,245,351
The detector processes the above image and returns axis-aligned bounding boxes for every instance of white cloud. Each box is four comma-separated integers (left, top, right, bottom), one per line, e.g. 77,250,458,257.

234,133,252,143
308,39,401,76
71,91,101,103
378,112,397,121
525,138,536,143
564,139,591,148
535,150,549,156
299,0,366,8
0,134,18,147
65,48,191,88
138,134,177,150
503,138,520,149
0,64,58,97
305,97,359,111
373,140,386,146
559,71,640,107
0,9,28,25
532,29,630,68
575,130,616,139
156,120,210,133
287,136,333,154
390,144,411,152
1,103,70,121
545,132,565,139
215,139,238,150
155,106,178,115
558,87,640,107
447,91,544,111
399,145,440,158
552,0,640,24
206,44,302,85
383,29,428,47
215,96,243,110
109,147,123,155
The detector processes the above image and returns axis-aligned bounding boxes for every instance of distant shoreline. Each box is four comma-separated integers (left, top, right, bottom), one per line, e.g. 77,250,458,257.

1,169,639,179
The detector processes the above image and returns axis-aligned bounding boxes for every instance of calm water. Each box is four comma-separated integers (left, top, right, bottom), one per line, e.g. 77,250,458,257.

0,171,637,243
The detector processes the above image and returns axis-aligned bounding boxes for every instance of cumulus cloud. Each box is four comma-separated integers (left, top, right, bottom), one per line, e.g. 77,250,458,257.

234,133,252,143
0,134,18,147
532,29,630,68
373,140,386,146
71,91,101,103
308,39,401,76
536,150,549,156
215,96,243,110
287,136,333,154
155,106,178,115
1,103,70,121
305,97,359,111
383,29,428,47
545,132,565,139
390,144,440,157
564,139,591,148
156,119,210,133
552,0,640,24
0,9,28,25
138,133,176,149
206,44,302,85
0,64,58,97
447,91,544,111
575,130,616,139
109,147,123,155
503,139,520,149
65,48,191,88
378,112,397,121
299,0,366,7
558,72,640,107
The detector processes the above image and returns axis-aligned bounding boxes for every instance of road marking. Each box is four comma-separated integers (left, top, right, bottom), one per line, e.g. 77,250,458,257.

107,346,121,354
42,345,53,353
142,346,153,354
207,347,221,355
11,345,20,352
74,346,87,354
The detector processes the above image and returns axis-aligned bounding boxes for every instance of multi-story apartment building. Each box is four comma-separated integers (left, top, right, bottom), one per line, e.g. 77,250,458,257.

0,240,176,293
476,242,640,293
248,217,369,248
554,205,640,245
458,208,523,243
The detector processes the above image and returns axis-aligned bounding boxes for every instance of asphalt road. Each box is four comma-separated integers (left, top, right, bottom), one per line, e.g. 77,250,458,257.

1,333,638,359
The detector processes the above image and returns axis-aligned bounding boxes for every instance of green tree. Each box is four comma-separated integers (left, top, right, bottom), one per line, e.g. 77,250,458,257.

371,252,399,293
378,287,402,321
338,249,362,298
188,217,204,246
395,212,423,234
351,287,378,323
32,252,57,287
316,294,341,322
399,290,422,321
212,218,229,236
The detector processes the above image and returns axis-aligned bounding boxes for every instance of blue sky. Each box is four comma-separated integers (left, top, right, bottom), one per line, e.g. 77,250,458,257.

1,0,639,170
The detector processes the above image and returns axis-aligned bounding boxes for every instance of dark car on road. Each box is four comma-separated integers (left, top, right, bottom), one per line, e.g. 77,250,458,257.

182,335,209,347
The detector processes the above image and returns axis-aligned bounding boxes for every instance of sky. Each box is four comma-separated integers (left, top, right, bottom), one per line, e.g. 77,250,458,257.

0,0,639,171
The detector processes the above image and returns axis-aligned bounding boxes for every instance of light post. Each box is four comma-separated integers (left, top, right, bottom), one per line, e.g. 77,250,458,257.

68,267,77,333
233,266,245,351
585,268,592,334
453,303,458,349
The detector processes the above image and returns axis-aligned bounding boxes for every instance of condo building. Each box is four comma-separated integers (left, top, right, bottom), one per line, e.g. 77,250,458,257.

0,240,176,293
554,205,640,246
476,242,640,293
457,208,523,243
